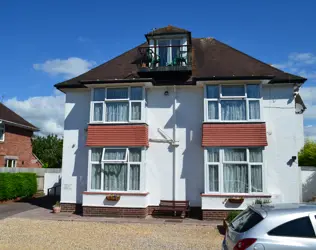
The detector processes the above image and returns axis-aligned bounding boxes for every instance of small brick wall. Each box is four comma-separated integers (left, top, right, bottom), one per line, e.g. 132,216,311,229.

83,206,148,218
61,203,82,214
202,210,241,220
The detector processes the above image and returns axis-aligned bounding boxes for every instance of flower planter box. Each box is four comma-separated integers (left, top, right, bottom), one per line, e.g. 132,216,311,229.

106,195,121,201
228,197,244,204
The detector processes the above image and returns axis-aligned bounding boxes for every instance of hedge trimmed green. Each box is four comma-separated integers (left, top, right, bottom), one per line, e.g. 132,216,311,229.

0,173,37,201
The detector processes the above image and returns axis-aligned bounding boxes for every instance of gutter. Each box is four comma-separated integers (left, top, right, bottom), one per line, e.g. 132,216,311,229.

1,119,39,132
80,78,155,84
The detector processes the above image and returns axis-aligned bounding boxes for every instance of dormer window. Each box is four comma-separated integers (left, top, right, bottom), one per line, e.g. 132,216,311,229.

156,39,185,67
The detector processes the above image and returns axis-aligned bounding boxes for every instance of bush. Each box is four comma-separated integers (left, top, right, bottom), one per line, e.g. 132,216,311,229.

0,173,37,201
299,140,316,167
226,211,241,223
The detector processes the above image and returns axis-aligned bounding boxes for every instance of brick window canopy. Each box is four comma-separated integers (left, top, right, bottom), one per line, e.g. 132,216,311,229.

86,124,148,147
202,123,268,147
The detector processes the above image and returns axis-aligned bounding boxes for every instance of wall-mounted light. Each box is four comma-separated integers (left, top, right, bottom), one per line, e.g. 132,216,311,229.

291,156,297,162
164,90,169,96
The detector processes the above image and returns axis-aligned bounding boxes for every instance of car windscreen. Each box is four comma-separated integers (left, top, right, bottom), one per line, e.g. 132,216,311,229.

230,208,264,233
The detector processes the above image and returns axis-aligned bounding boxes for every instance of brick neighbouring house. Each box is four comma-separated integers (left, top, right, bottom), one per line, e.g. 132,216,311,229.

0,102,42,168
55,25,306,219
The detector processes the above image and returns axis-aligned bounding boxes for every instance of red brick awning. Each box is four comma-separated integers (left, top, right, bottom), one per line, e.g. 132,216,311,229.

86,124,148,147
202,123,267,147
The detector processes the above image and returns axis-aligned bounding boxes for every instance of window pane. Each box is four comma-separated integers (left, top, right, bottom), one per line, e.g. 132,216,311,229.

247,85,260,98
221,100,246,120
171,39,181,62
249,148,263,162
93,103,103,121
231,208,264,233
129,164,140,190
104,164,127,191
91,148,102,162
158,40,169,66
223,164,248,193
224,148,247,161
129,148,141,162
269,217,315,238
91,164,101,190
93,88,105,101
208,101,218,120
0,126,4,141
103,149,126,161
209,165,219,192
131,87,143,100
249,100,260,119
251,165,263,192
106,102,128,122
222,85,245,96
107,88,128,99
206,85,219,98
131,102,141,120
207,148,219,162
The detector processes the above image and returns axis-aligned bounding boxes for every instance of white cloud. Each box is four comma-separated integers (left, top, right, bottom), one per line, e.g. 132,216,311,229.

304,126,316,141
4,93,65,137
288,53,316,65
33,57,96,78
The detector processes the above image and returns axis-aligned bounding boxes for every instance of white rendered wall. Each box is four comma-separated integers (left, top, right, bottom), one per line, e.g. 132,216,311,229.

44,173,61,195
60,90,90,204
83,194,148,208
300,167,316,202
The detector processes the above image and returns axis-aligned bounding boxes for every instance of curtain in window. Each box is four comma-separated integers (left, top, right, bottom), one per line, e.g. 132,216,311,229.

103,149,126,161
93,103,103,121
91,148,102,162
222,85,244,96
249,100,260,119
106,102,128,121
129,149,141,162
251,165,263,192
171,40,181,64
247,85,260,98
91,164,101,189
129,164,140,190
209,165,219,192
131,102,141,120
224,164,248,193
104,164,127,191
249,148,263,162
208,101,218,119
207,148,219,162
93,88,105,101
224,148,247,161
206,85,219,98
131,87,143,100
158,40,169,66
0,126,4,141
221,100,246,120
107,88,128,99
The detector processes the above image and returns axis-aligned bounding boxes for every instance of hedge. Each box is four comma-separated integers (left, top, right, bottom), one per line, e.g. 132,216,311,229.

0,173,37,201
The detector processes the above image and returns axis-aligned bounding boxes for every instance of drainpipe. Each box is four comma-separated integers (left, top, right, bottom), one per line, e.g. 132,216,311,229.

173,85,177,201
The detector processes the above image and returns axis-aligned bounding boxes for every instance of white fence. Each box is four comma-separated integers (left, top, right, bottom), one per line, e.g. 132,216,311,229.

300,166,316,202
0,168,61,193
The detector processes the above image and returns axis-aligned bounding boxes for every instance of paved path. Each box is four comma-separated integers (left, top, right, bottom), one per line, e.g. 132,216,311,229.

0,202,38,219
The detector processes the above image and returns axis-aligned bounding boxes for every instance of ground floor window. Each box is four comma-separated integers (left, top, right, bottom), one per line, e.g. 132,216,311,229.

89,147,143,191
206,147,263,193
5,158,17,168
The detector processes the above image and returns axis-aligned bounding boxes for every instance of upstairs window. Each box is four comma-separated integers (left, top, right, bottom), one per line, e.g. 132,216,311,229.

0,123,4,141
91,87,145,123
157,39,185,67
205,84,261,121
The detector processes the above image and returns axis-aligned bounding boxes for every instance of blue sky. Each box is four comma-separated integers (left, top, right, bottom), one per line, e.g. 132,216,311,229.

0,1,315,137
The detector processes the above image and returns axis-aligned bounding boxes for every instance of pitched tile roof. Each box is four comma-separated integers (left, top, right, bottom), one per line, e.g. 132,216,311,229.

0,103,38,131
145,25,190,36
55,27,306,89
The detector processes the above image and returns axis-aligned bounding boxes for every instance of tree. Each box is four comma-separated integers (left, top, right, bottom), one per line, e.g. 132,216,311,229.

32,135,63,168
298,140,316,167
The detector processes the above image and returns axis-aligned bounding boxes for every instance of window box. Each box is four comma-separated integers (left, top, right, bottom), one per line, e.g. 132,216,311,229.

227,197,245,204
106,194,121,201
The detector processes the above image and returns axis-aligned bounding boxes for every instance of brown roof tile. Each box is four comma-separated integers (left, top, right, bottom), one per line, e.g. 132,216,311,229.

202,123,268,147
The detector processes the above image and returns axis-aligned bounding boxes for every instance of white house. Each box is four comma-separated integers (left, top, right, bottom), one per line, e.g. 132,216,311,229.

55,26,307,219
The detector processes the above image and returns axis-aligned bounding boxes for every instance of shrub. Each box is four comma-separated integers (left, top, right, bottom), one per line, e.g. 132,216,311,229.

0,173,37,201
226,211,241,223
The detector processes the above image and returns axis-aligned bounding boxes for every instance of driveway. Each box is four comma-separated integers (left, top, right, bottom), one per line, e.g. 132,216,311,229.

0,202,38,219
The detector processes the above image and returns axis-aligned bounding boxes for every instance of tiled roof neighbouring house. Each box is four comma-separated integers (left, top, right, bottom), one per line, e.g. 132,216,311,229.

55,26,306,89
86,124,148,147
202,123,268,147
0,103,38,131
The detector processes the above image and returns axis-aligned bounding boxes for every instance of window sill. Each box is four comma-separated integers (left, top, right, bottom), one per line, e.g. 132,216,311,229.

83,191,149,196
89,122,147,126
201,193,271,198
203,121,265,124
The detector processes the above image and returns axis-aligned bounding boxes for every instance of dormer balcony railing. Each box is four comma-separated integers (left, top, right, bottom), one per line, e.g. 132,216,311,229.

136,45,192,72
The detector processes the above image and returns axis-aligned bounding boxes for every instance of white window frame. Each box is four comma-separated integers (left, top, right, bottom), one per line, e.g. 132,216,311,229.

204,147,264,195
5,158,17,168
102,148,128,162
88,147,145,192
0,123,5,142
204,84,262,122
90,87,145,124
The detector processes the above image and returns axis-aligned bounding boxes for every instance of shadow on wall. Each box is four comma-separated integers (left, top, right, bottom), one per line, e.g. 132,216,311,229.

63,93,89,205
302,170,316,202
164,88,204,206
